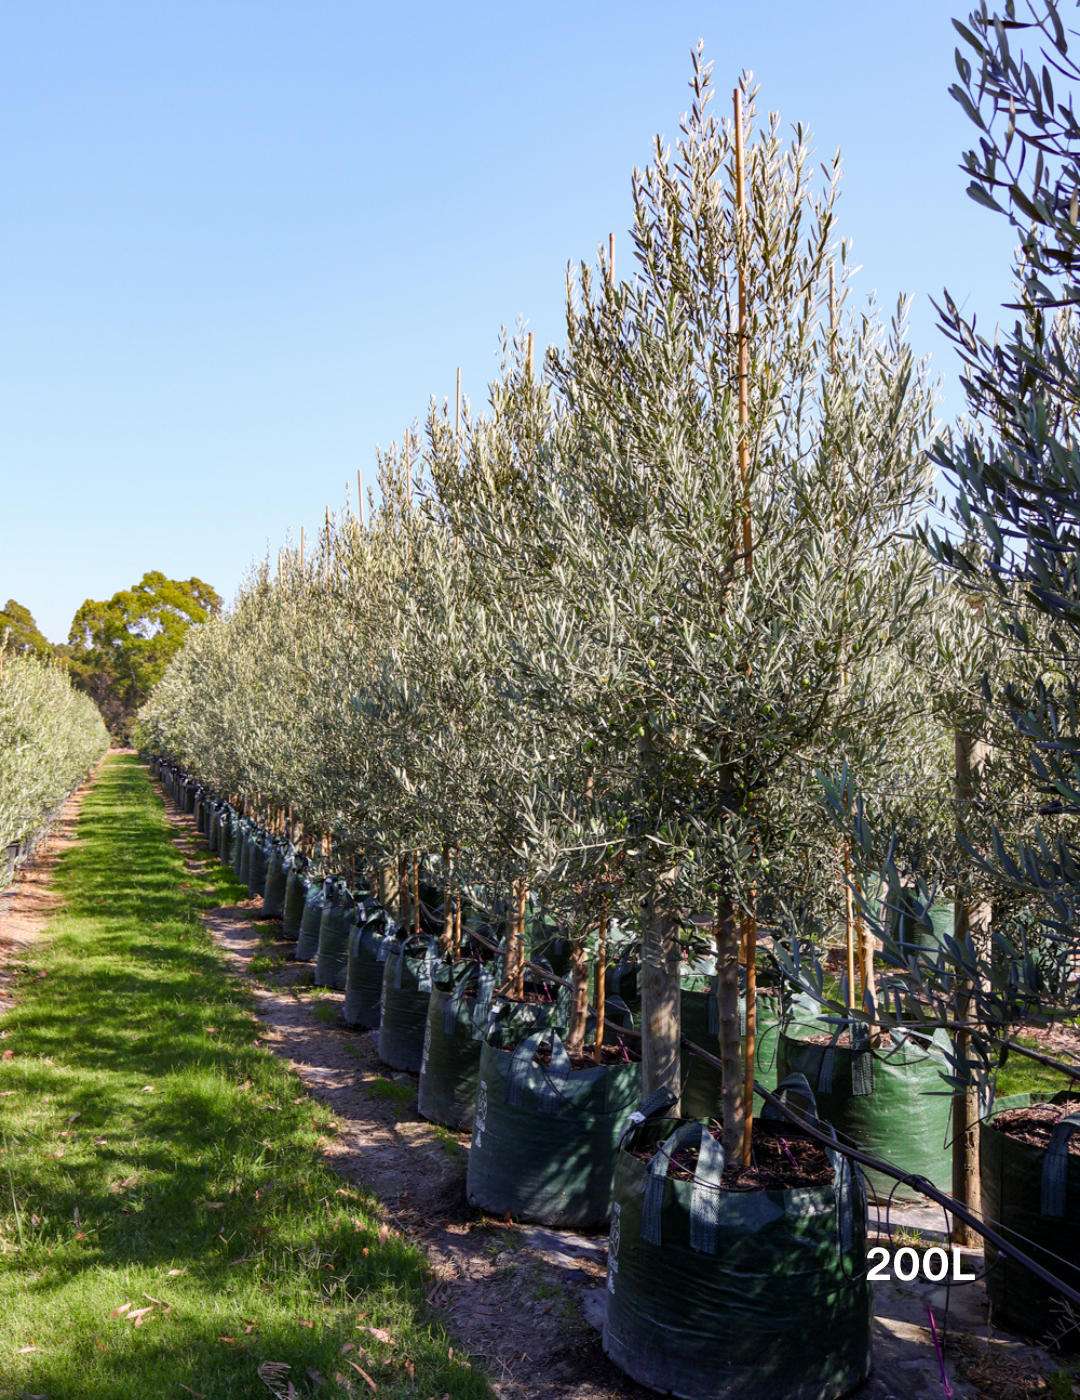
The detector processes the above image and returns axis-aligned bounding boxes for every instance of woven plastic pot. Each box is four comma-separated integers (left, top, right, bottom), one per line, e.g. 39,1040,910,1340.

315,879,354,990
294,879,326,962
282,867,309,939
777,1022,951,1199
981,1090,1080,1346
467,1024,642,1228
603,1076,871,1400
378,935,439,1073
262,842,291,919
342,909,394,1029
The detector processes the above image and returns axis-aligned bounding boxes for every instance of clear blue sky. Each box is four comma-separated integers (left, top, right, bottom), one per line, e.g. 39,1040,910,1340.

0,1,1018,643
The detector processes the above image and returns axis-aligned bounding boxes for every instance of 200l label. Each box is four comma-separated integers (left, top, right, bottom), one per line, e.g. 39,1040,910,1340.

867,1246,976,1283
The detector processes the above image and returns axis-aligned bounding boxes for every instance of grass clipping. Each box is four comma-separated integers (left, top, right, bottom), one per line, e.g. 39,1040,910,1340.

0,755,484,1400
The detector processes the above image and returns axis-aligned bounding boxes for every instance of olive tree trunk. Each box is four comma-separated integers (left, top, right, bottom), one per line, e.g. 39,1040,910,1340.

641,899,681,1103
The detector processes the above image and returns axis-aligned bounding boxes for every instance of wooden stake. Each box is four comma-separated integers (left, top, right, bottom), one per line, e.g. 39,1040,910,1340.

357,469,365,528
325,506,331,589
608,232,615,288
526,333,534,380
278,552,283,590
300,526,305,577
413,851,420,937
455,367,461,439
516,881,528,1000
594,901,608,1064
734,87,752,579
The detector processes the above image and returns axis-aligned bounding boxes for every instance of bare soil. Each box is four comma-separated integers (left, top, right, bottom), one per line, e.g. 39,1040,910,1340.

633,1120,835,1191
0,761,102,1003
992,1102,1080,1153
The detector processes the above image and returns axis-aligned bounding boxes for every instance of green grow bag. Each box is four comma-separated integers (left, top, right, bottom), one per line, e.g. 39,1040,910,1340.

282,868,308,939
467,1024,642,1228
262,842,290,919
294,879,326,962
194,793,205,835
233,819,249,882
206,802,220,856
247,830,271,901
777,1022,951,1199
218,809,235,868
418,964,563,1132
681,987,784,1119
315,879,354,990
981,1091,1080,1346
342,910,393,1029
604,1081,872,1400
378,935,439,1073
888,896,954,960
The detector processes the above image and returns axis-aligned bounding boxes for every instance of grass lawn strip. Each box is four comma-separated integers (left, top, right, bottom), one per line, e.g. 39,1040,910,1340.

0,754,487,1400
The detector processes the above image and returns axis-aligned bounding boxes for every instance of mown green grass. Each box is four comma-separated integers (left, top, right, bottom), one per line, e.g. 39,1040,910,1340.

0,756,487,1400
996,1033,1079,1100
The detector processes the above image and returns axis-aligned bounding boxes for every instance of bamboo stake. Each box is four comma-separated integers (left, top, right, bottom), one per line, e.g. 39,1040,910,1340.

608,232,615,287
526,333,534,380
325,506,331,589
357,469,365,528
455,367,461,440
734,86,752,580
594,901,608,1064
300,526,305,578
413,851,420,936
516,880,528,1000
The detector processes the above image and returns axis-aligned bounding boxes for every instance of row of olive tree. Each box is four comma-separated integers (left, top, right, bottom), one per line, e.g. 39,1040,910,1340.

135,51,1058,1168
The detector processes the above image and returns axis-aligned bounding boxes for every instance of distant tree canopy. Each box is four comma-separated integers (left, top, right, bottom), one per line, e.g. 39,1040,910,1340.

0,600,52,659
67,572,221,738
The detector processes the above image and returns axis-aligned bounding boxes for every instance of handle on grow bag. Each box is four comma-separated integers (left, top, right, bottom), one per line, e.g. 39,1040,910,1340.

394,934,438,990
443,962,494,1036
640,1121,725,1255
505,1030,571,1115
818,1020,874,1097
1042,1112,1080,1218
761,1073,824,1131
619,1086,678,1148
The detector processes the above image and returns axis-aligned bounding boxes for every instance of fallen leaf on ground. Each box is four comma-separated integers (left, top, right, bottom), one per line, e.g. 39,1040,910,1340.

206,1202,224,1209
2,1050,14,1060
110,1304,131,1317
358,1326,394,1346
339,1342,354,1354
218,1335,234,1343
307,1368,325,1387
0,1091,16,1096
67,1114,79,1123
166,1269,182,1277
16,1344,37,1353
30,1214,40,1226
297,1320,314,1328
348,1360,377,1391
179,1386,207,1398
377,1225,389,1246
140,1085,154,1093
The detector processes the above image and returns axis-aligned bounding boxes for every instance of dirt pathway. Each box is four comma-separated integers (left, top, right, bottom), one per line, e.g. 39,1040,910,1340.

0,757,104,1009
155,778,1069,1400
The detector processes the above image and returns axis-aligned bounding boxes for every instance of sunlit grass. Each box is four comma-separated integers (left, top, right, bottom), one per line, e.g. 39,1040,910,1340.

0,756,486,1399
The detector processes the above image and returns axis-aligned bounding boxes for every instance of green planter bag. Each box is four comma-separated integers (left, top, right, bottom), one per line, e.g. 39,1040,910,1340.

466,1024,642,1228
206,800,220,855
218,808,236,868
315,879,354,990
417,960,497,1130
604,1075,871,1400
262,841,290,919
981,1091,1080,1346
342,909,394,1029
282,866,309,939
294,879,326,962
378,935,439,1073
681,983,784,1118
233,818,250,882
887,896,954,960
777,1021,951,1198
247,828,271,901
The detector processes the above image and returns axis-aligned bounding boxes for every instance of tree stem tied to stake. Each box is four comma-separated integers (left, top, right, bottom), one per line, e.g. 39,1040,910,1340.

735,85,756,1167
